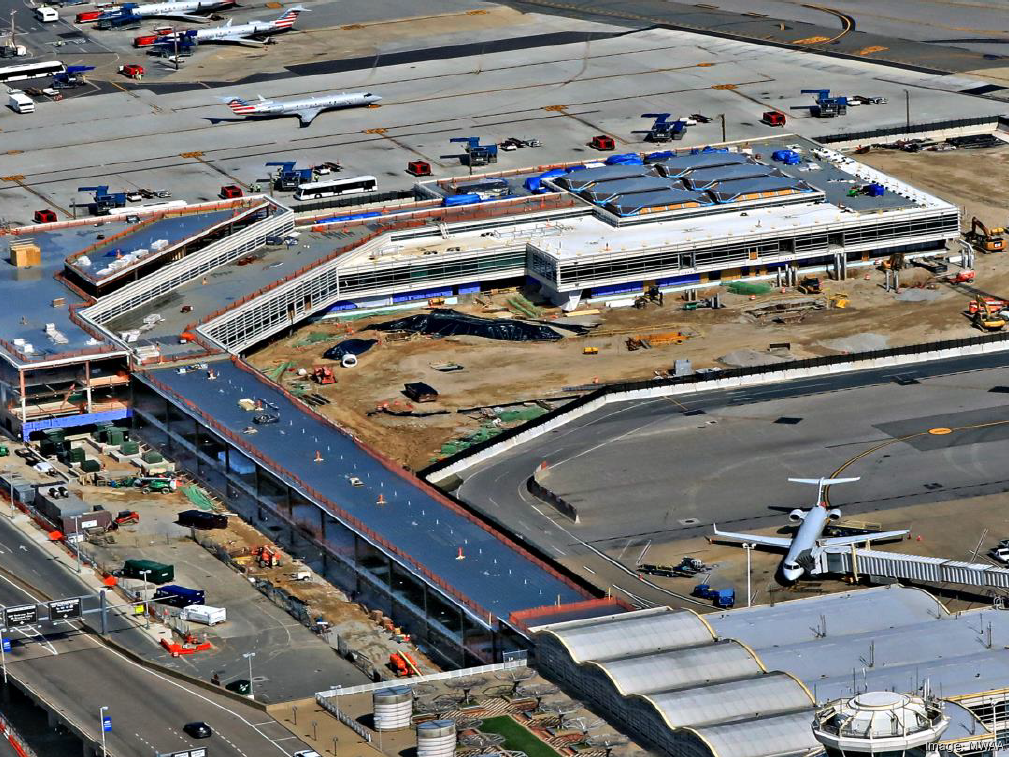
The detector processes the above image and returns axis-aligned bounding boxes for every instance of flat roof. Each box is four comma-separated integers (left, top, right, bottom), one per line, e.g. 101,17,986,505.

66,207,244,282
107,224,375,359
0,226,122,364
141,360,588,620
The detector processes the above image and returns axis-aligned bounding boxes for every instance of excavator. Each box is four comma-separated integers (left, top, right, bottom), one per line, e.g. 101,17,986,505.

971,294,1007,331
966,217,1006,253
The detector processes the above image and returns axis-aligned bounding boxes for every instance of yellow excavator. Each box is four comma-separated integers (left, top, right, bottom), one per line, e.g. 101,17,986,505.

966,217,1006,253
972,294,1007,331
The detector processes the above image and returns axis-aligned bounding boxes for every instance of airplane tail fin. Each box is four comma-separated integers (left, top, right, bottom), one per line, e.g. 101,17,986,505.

788,476,860,507
225,97,256,115
273,5,305,28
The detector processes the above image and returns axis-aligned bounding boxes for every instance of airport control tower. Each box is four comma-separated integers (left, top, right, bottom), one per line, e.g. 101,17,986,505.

812,691,949,756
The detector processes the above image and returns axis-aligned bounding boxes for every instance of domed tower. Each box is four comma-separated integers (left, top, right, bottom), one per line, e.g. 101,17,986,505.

812,691,949,756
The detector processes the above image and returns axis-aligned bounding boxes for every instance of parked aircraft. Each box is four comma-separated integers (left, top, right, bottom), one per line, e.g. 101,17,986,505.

711,477,909,582
114,0,235,23
162,5,305,46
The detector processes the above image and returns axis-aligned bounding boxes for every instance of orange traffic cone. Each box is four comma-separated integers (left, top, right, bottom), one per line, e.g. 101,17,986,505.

456,547,465,561
377,494,386,505
314,450,323,463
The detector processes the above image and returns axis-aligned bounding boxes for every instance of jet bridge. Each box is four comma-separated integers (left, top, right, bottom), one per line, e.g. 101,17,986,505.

820,547,1009,592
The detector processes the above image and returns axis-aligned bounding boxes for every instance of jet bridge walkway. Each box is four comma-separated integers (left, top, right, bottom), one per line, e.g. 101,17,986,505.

821,547,1009,593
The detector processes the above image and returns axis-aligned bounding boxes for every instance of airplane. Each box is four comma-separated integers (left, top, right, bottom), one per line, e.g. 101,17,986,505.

711,477,909,583
156,5,306,47
109,0,236,23
221,91,382,126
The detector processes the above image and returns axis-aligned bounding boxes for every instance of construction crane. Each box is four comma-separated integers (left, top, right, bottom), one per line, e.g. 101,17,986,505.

966,217,1006,253
801,89,847,118
449,137,498,167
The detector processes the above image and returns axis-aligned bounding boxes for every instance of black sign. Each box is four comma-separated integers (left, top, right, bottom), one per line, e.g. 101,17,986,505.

3,604,37,628
48,598,81,621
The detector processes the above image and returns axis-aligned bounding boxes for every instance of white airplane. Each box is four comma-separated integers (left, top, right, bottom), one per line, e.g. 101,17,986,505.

163,5,306,46
711,477,909,582
117,0,235,23
222,91,382,126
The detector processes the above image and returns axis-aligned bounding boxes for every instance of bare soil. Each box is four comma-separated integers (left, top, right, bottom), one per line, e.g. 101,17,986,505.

248,145,1009,469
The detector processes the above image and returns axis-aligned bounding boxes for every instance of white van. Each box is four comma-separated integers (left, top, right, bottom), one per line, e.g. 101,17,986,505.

8,91,34,114
34,6,59,22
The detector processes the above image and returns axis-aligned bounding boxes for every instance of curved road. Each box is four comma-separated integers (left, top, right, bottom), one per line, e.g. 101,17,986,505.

457,349,1009,608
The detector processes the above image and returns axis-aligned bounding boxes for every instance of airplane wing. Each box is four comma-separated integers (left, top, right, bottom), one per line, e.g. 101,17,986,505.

711,525,791,549
233,37,267,46
296,107,323,126
819,529,909,547
167,12,214,22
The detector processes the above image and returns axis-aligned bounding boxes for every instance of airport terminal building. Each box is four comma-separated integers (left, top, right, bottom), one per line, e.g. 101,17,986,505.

0,135,965,666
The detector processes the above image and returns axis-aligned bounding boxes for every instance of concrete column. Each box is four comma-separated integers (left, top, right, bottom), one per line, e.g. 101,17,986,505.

47,708,59,728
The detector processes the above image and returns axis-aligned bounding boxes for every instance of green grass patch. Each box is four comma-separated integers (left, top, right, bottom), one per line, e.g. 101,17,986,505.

479,716,561,757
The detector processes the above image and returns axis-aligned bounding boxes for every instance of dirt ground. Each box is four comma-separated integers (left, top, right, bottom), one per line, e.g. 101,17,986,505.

247,144,1009,470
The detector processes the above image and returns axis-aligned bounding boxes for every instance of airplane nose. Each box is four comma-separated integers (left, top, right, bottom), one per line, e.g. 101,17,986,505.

781,566,804,582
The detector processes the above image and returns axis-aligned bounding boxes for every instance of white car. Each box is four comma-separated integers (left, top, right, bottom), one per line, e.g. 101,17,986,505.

990,547,1009,564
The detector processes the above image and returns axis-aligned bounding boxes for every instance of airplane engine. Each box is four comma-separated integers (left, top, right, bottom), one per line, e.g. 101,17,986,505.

788,509,806,522
827,508,842,521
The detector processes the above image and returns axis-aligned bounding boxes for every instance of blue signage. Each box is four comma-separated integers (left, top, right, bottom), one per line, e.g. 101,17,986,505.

1,639,10,653
102,716,111,733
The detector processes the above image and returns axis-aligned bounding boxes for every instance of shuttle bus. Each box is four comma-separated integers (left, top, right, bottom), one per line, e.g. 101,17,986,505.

0,60,65,84
293,175,377,202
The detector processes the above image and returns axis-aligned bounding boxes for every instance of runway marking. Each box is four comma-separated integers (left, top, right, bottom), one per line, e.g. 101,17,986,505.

824,417,1009,504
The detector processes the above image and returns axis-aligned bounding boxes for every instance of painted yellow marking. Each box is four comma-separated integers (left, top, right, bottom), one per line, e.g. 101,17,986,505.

792,35,831,44
712,84,737,90
929,427,953,435
856,45,888,56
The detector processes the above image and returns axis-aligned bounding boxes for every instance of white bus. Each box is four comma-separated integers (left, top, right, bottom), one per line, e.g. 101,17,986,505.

294,175,377,202
0,60,65,84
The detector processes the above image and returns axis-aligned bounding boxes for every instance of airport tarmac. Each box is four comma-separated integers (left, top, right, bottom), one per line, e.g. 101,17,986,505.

1,23,1006,225
454,351,1009,605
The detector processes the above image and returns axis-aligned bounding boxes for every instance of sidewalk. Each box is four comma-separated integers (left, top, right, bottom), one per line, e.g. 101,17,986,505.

269,699,390,757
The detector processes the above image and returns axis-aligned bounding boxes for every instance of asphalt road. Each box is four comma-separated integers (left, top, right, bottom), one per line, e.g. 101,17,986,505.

457,349,1009,607
0,552,313,757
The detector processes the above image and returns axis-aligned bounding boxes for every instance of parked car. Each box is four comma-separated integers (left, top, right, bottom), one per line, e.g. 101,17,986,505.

183,722,212,739
990,546,1009,564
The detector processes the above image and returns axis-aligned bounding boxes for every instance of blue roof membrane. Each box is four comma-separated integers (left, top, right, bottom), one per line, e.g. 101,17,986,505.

1,225,122,361
144,360,588,620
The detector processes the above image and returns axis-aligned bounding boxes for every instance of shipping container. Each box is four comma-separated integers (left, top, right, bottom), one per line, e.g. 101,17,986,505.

181,605,226,625
122,559,174,584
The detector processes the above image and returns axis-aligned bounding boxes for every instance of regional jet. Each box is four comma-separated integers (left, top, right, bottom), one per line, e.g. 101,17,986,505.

711,477,909,582
222,91,382,126
111,0,235,22
163,5,306,46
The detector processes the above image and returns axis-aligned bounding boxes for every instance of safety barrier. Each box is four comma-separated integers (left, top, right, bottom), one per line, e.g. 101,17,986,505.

527,465,579,523
318,658,527,697
316,695,373,742
0,710,40,757
422,330,1009,483
815,115,1006,146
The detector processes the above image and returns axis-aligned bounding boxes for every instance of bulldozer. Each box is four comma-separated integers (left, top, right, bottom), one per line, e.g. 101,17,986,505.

966,217,1006,253
971,294,1007,331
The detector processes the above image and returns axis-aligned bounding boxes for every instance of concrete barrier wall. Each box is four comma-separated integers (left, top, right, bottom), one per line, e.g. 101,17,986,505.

425,337,1009,484
527,467,579,523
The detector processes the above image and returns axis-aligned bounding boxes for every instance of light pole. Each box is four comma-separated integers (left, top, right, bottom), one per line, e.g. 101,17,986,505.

742,543,755,607
99,706,108,757
72,514,81,573
243,651,256,699
139,570,151,628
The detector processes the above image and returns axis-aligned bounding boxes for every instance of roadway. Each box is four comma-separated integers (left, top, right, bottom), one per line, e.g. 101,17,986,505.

0,564,313,756
456,348,1009,608
0,516,314,756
